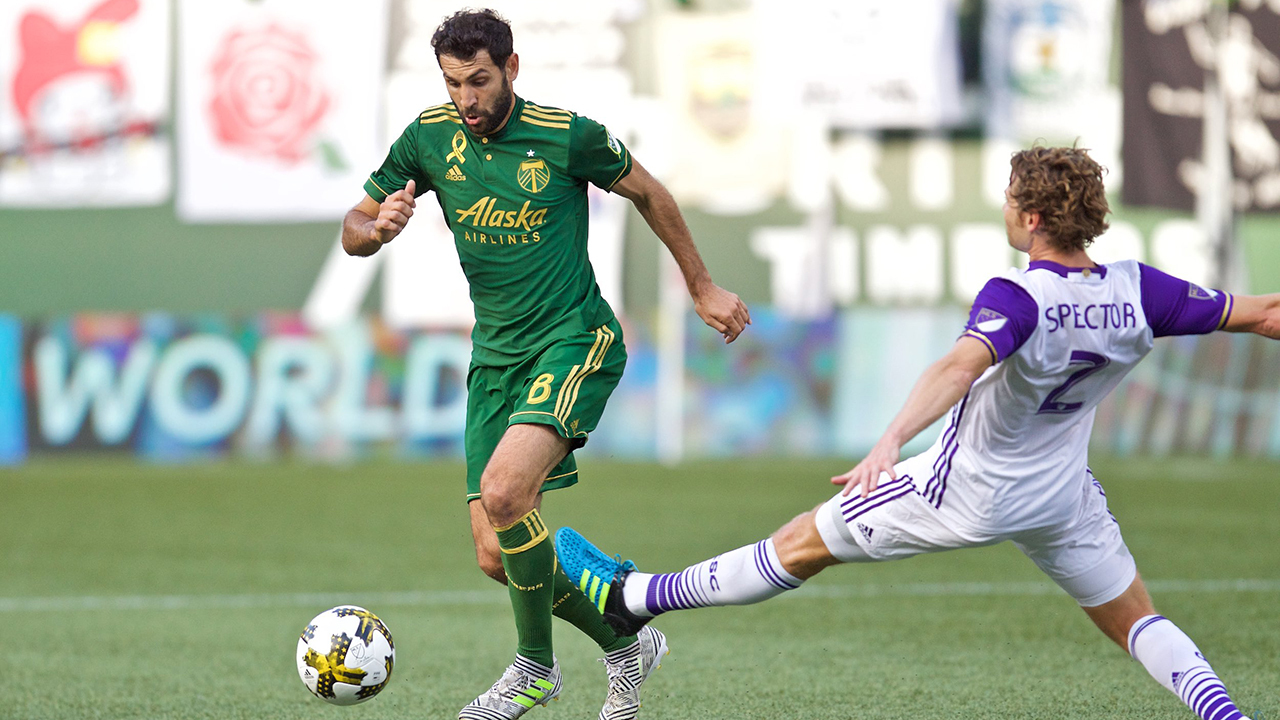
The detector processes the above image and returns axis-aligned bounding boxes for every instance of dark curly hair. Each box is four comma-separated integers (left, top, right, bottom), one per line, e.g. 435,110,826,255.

431,9,513,68
1009,146,1111,252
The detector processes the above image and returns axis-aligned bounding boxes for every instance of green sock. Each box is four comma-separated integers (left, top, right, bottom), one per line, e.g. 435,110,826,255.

551,561,637,653
496,509,555,667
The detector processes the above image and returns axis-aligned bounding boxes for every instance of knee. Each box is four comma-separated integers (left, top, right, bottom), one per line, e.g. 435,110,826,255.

479,475,527,528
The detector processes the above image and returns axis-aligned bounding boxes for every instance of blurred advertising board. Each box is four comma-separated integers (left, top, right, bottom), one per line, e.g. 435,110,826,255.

0,0,171,207
1122,0,1280,211
753,0,964,130
175,0,389,222
0,311,1276,464
983,0,1120,174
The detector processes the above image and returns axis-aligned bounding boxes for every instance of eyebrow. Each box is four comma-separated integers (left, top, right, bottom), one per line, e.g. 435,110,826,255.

443,67,491,83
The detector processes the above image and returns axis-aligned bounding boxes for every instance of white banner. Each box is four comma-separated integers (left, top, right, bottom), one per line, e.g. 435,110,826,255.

176,0,388,223
0,0,170,207
754,0,964,130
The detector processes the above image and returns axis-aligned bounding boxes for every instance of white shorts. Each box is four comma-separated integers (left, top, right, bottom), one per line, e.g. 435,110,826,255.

815,461,1136,608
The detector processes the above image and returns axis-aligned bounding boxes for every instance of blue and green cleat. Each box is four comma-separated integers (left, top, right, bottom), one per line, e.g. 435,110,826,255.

554,527,651,637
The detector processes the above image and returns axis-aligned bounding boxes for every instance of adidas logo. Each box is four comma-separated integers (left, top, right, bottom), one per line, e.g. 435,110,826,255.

445,164,467,181
856,522,874,543
1171,671,1182,691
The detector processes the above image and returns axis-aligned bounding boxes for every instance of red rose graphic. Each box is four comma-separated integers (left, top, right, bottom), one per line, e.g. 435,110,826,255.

208,24,329,163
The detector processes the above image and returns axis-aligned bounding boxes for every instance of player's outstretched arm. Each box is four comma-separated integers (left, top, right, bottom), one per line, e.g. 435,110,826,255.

1222,292,1280,338
832,336,993,498
611,159,751,343
342,180,417,257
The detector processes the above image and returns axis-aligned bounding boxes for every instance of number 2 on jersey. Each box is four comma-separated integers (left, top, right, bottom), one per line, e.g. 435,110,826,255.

1038,351,1110,415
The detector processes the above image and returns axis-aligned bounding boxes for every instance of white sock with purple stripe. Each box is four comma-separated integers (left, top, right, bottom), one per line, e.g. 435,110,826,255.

620,538,802,618
1128,615,1246,720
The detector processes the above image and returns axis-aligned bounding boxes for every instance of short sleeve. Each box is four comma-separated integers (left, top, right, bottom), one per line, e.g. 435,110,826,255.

567,115,631,190
1138,263,1234,337
364,119,432,202
962,278,1039,364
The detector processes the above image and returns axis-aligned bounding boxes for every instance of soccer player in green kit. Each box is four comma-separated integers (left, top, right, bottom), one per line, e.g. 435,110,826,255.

341,9,750,720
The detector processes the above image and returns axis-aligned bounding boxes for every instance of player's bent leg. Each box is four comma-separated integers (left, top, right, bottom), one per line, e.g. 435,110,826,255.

1084,576,1251,720
468,422,572,715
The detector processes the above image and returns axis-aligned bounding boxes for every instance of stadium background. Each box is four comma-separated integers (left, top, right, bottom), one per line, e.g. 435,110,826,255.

1,2,1278,718
4,0,1280,464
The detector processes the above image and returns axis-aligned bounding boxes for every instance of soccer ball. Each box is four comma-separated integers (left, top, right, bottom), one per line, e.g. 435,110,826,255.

296,605,395,705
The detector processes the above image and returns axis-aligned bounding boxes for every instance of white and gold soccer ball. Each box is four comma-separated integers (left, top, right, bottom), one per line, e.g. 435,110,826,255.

296,605,395,705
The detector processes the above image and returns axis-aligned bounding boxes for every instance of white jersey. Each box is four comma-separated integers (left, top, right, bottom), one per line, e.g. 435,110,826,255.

919,259,1233,532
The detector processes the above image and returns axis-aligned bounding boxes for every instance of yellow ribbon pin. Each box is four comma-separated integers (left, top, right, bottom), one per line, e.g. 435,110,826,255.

446,130,467,164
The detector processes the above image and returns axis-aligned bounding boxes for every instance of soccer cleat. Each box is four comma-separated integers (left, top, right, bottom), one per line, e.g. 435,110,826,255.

597,626,669,720
457,655,562,720
554,527,651,637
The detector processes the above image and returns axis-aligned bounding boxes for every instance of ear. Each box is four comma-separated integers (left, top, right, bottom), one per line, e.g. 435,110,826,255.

1024,210,1042,234
505,52,519,83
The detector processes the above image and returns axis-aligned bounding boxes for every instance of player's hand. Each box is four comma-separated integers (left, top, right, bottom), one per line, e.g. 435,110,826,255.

371,180,416,244
692,283,751,343
831,436,901,498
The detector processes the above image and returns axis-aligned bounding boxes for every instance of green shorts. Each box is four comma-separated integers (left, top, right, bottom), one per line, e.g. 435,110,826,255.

464,319,626,503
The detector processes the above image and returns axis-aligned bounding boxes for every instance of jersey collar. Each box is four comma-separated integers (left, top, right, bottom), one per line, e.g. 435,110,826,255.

1028,259,1108,280
464,95,525,144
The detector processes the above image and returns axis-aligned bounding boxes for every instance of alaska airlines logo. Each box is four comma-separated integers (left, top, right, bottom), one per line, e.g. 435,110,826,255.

518,158,549,193
454,196,548,230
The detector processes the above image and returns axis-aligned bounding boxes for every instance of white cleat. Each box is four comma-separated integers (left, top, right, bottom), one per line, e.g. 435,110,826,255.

458,655,562,720
598,626,669,720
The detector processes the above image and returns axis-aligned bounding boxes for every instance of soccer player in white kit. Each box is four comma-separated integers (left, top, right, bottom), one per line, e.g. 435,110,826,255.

556,146,1280,720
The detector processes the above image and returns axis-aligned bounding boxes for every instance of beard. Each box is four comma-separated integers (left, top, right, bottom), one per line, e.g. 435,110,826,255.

465,79,514,136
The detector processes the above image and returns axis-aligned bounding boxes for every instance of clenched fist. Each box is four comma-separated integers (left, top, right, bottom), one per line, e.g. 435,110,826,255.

372,179,417,244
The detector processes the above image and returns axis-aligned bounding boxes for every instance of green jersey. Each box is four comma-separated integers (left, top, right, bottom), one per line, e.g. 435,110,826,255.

364,95,632,367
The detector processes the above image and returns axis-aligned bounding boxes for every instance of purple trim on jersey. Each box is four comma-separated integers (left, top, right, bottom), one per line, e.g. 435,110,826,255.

1028,260,1108,278
1127,614,1168,657
964,278,1039,362
1139,263,1234,338
924,392,970,507
754,541,799,589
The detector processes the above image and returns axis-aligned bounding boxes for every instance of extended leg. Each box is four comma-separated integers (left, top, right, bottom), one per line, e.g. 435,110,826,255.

556,505,842,636
1084,575,1250,720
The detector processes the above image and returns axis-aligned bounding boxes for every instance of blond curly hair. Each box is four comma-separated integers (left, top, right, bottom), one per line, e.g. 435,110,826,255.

1009,146,1111,252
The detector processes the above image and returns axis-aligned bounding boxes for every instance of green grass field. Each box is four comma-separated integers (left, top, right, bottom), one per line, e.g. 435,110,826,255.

3,456,1277,719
